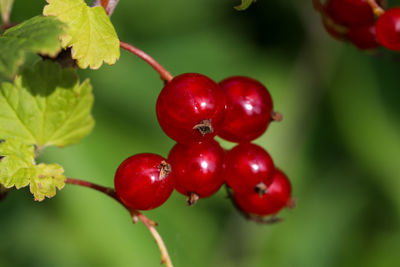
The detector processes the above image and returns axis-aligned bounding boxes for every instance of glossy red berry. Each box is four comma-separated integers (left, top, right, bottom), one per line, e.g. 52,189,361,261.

156,73,226,144
224,143,275,195
114,153,174,210
325,0,375,27
376,8,400,51
347,24,380,50
233,169,292,216
218,76,273,143
168,140,225,205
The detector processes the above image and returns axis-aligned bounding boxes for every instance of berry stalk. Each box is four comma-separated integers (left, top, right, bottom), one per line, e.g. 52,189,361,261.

65,178,174,267
92,0,120,16
366,0,385,16
120,41,174,83
312,0,325,13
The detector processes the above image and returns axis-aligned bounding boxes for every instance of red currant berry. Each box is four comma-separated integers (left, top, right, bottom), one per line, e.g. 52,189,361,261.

233,169,292,216
376,8,400,51
168,140,225,205
218,76,273,143
325,0,376,27
114,153,174,210
156,73,226,144
224,143,275,195
347,24,380,50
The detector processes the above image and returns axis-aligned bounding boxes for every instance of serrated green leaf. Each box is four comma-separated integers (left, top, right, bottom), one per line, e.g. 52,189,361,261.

0,0,14,24
0,138,66,201
0,60,95,148
43,0,120,69
0,15,65,78
0,138,35,188
234,0,256,11
30,163,65,201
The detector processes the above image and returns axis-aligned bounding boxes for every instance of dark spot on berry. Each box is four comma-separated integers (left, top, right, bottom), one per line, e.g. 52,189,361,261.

193,119,214,136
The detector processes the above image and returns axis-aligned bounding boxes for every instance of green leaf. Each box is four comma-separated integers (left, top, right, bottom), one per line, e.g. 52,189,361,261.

0,60,95,148
29,163,65,201
0,138,66,201
0,0,14,24
234,0,256,11
0,138,35,189
43,0,120,69
0,15,65,78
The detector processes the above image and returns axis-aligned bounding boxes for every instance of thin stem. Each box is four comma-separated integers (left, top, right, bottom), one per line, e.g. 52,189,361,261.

311,0,348,35
135,212,173,266
92,0,120,16
120,41,174,83
366,0,385,16
66,178,119,202
65,178,174,267
312,0,324,13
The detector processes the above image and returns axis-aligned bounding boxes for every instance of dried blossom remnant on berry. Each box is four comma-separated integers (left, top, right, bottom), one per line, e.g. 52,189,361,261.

254,182,268,196
271,111,283,122
186,192,199,206
158,161,171,180
193,119,214,136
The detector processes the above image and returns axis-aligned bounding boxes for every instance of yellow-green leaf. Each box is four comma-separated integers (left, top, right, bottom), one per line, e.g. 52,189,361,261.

0,60,95,148
0,138,35,189
0,16,65,78
43,0,120,69
30,163,65,201
0,138,66,201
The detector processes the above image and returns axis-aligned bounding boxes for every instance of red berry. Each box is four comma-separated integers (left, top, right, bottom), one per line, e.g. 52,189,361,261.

347,23,380,50
218,76,273,143
114,153,174,210
376,8,400,51
168,140,225,205
325,0,375,27
224,143,275,195
233,169,292,216
156,73,226,144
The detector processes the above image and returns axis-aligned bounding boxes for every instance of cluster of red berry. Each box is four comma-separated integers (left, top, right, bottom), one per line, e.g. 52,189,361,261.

114,74,293,221
318,0,400,51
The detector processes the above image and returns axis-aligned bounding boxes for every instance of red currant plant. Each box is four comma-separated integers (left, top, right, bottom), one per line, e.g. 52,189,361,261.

0,0,294,266
0,0,175,265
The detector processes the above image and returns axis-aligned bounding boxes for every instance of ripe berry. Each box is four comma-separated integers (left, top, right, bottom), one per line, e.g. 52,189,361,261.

376,8,400,51
156,73,226,144
233,169,292,216
224,143,275,195
325,0,376,27
218,76,274,143
347,24,380,50
114,153,174,210
168,140,225,205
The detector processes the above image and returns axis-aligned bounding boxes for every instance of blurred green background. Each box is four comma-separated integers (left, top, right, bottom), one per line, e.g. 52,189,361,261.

1,0,400,266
